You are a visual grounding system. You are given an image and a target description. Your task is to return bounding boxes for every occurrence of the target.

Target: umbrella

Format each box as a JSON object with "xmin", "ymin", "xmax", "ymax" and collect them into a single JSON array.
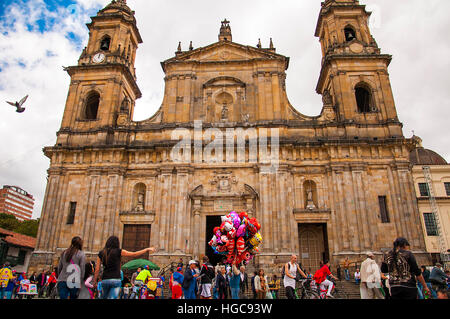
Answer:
[{"xmin": 121, "ymin": 259, "xmax": 160, "ymax": 271}]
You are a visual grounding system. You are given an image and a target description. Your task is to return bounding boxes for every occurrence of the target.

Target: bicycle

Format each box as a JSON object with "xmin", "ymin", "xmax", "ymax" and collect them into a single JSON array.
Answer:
[
  {"xmin": 295, "ymin": 279, "xmax": 319, "ymax": 299},
  {"xmin": 309, "ymin": 279, "xmax": 348, "ymax": 299}
]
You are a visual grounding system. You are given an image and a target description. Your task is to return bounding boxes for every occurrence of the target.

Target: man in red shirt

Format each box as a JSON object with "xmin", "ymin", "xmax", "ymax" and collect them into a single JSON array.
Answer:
[{"xmin": 313, "ymin": 260, "xmax": 338, "ymax": 298}]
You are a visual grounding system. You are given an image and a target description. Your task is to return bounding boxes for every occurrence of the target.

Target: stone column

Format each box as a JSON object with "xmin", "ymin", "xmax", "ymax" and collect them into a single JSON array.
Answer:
[
  {"xmin": 276, "ymin": 165, "xmax": 290, "ymax": 251},
  {"xmin": 330, "ymin": 165, "xmax": 348, "ymax": 252},
  {"xmin": 351, "ymin": 166, "xmax": 371, "ymax": 250},
  {"xmin": 325, "ymin": 167, "xmax": 339, "ymax": 255},
  {"xmin": 165, "ymin": 76, "xmax": 177, "ymax": 123},
  {"xmin": 258, "ymin": 172, "xmax": 272, "ymax": 252},
  {"xmin": 174, "ymin": 167, "xmax": 190, "ymax": 253},
  {"xmin": 49, "ymin": 172, "xmax": 70, "ymax": 252},
  {"xmin": 386, "ymin": 165, "xmax": 404, "ymax": 237},
  {"xmin": 271, "ymin": 73, "xmax": 282, "ymax": 119},
  {"xmin": 158, "ymin": 167, "xmax": 173, "ymax": 252},
  {"xmin": 256, "ymin": 73, "xmax": 266, "ymax": 121},
  {"xmin": 81, "ymin": 173, "xmax": 100, "ymax": 253},
  {"xmin": 35, "ymin": 171, "xmax": 61, "ymax": 251},
  {"xmin": 192, "ymin": 205, "xmax": 201, "ymax": 259}
]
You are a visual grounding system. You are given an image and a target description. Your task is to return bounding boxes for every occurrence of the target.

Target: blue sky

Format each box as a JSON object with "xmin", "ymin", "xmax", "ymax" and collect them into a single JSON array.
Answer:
[
  {"xmin": 0, "ymin": 0, "xmax": 449, "ymax": 219},
  {"xmin": 0, "ymin": 0, "xmax": 101, "ymax": 50}
]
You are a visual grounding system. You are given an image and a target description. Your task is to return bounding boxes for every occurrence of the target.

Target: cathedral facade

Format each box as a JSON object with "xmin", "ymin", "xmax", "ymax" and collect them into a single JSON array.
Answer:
[{"xmin": 30, "ymin": 0, "xmax": 429, "ymax": 272}]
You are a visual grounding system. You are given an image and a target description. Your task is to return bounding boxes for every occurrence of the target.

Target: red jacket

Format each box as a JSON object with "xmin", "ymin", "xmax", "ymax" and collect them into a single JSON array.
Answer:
[
  {"xmin": 47, "ymin": 272, "xmax": 57, "ymax": 284},
  {"xmin": 313, "ymin": 265, "xmax": 331, "ymax": 284}
]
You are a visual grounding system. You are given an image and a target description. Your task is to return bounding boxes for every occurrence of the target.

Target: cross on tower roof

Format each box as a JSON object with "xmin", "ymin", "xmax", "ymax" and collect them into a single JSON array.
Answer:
[{"xmin": 219, "ymin": 19, "xmax": 232, "ymax": 42}]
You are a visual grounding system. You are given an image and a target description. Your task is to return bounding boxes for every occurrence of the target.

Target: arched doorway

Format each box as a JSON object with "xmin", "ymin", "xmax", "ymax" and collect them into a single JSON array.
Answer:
[
  {"xmin": 298, "ymin": 224, "xmax": 329, "ymax": 273},
  {"xmin": 205, "ymin": 215, "xmax": 224, "ymax": 265}
]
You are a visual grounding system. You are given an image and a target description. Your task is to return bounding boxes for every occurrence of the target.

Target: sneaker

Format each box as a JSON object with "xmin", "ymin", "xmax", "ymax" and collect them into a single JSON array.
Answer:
[{"xmin": 326, "ymin": 293, "xmax": 333, "ymax": 298}]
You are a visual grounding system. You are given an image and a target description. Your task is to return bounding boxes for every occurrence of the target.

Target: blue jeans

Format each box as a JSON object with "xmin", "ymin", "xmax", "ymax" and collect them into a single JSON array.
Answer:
[
  {"xmin": 213, "ymin": 285, "xmax": 218, "ymax": 299},
  {"xmin": 57, "ymin": 281, "xmax": 79, "ymax": 299},
  {"xmin": 0, "ymin": 287, "xmax": 6, "ymax": 299},
  {"xmin": 183, "ymin": 288, "xmax": 196, "ymax": 299},
  {"xmin": 230, "ymin": 287, "xmax": 240, "ymax": 299},
  {"xmin": 101, "ymin": 279, "xmax": 122, "ymax": 299},
  {"xmin": 344, "ymin": 269, "xmax": 350, "ymax": 281}
]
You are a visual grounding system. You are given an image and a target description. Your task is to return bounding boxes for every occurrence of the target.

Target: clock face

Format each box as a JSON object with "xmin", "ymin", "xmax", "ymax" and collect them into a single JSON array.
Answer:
[{"xmin": 93, "ymin": 52, "xmax": 105, "ymax": 63}]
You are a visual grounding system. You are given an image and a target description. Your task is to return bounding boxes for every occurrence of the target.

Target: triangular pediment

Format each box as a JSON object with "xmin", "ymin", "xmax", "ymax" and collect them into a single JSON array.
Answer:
[{"xmin": 163, "ymin": 41, "xmax": 288, "ymax": 65}]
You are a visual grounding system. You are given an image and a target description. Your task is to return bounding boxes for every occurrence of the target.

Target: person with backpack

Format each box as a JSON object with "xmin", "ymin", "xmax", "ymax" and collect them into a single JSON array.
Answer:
[
  {"xmin": 283, "ymin": 254, "xmax": 307, "ymax": 299},
  {"xmin": 381, "ymin": 237, "xmax": 430, "ymax": 299},
  {"xmin": 198, "ymin": 256, "xmax": 214, "ymax": 299}
]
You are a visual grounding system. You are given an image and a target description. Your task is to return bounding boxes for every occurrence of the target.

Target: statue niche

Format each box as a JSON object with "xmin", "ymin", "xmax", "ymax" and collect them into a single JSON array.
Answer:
[
  {"xmin": 303, "ymin": 180, "xmax": 318, "ymax": 210},
  {"xmin": 132, "ymin": 183, "xmax": 146, "ymax": 212},
  {"xmin": 215, "ymin": 91, "xmax": 233, "ymax": 122},
  {"xmin": 203, "ymin": 76, "xmax": 246, "ymax": 123}
]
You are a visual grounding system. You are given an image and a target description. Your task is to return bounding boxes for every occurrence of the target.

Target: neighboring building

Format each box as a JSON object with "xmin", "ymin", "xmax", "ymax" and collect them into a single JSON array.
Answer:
[
  {"xmin": 31, "ymin": 0, "xmax": 429, "ymax": 272},
  {"xmin": 0, "ymin": 185, "xmax": 34, "ymax": 221},
  {"xmin": 0, "ymin": 227, "xmax": 36, "ymax": 273},
  {"xmin": 410, "ymin": 137, "xmax": 450, "ymax": 265}
]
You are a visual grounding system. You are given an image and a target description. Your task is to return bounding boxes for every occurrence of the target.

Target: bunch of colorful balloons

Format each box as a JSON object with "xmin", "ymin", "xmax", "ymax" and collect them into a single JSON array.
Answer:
[{"xmin": 208, "ymin": 211, "xmax": 262, "ymax": 265}]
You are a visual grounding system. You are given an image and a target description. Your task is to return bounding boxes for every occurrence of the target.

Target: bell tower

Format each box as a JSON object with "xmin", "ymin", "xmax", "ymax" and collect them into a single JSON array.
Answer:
[
  {"xmin": 57, "ymin": 0, "xmax": 142, "ymax": 146},
  {"xmin": 315, "ymin": 0, "xmax": 403, "ymax": 138}
]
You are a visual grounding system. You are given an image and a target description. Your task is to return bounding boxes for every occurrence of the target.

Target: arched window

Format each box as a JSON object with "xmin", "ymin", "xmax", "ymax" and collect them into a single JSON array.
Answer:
[
  {"xmin": 84, "ymin": 92, "xmax": 100, "ymax": 120},
  {"xmin": 100, "ymin": 36, "xmax": 111, "ymax": 51},
  {"xmin": 344, "ymin": 26, "xmax": 356, "ymax": 42},
  {"xmin": 355, "ymin": 84, "xmax": 373, "ymax": 113}
]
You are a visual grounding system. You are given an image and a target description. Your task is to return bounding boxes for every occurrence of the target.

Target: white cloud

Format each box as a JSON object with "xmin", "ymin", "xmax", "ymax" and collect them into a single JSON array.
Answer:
[{"xmin": 0, "ymin": 0, "xmax": 449, "ymax": 219}]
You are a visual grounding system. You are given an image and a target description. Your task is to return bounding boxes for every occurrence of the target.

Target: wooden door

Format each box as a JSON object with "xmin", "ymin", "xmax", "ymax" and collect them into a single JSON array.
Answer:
[
  {"xmin": 298, "ymin": 224, "xmax": 326, "ymax": 273},
  {"xmin": 122, "ymin": 224, "xmax": 151, "ymax": 263}
]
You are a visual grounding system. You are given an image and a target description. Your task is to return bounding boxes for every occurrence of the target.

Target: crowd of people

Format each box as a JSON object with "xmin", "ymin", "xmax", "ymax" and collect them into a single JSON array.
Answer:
[
  {"xmin": 0, "ymin": 236, "xmax": 449, "ymax": 300},
  {"xmin": 337, "ymin": 238, "xmax": 450, "ymax": 300}
]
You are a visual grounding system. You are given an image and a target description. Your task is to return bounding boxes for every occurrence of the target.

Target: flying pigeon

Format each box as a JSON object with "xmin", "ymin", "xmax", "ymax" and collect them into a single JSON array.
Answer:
[{"xmin": 6, "ymin": 95, "xmax": 28, "ymax": 113}]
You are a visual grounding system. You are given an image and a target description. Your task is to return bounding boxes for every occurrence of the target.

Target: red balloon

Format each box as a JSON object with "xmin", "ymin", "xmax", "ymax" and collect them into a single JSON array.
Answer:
[
  {"xmin": 239, "ymin": 212, "xmax": 248, "ymax": 220},
  {"xmin": 226, "ymin": 238, "xmax": 235, "ymax": 254},
  {"xmin": 236, "ymin": 237, "xmax": 245, "ymax": 255}
]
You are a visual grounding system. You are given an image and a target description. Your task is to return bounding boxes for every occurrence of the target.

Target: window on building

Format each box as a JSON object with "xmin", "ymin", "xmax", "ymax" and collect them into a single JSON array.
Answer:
[
  {"xmin": 444, "ymin": 182, "xmax": 450, "ymax": 196},
  {"xmin": 84, "ymin": 92, "xmax": 100, "ymax": 120},
  {"xmin": 378, "ymin": 196, "xmax": 390, "ymax": 223},
  {"xmin": 67, "ymin": 202, "xmax": 76, "ymax": 225},
  {"xmin": 418, "ymin": 183, "xmax": 430, "ymax": 197},
  {"xmin": 423, "ymin": 213, "xmax": 438, "ymax": 236},
  {"xmin": 100, "ymin": 35, "xmax": 111, "ymax": 51},
  {"xmin": 355, "ymin": 84, "xmax": 373, "ymax": 113},
  {"xmin": 17, "ymin": 250, "xmax": 27, "ymax": 265},
  {"xmin": 344, "ymin": 26, "xmax": 356, "ymax": 42}
]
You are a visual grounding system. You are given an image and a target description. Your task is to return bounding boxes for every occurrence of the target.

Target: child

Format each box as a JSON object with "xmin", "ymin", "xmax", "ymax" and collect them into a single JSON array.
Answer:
[
  {"xmin": 123, "ymin": 284, "xmax": 131, "ymax": 299},
  {"xmin": 85, "ymin": 264, "xmax": 94, "ymax": 299}
]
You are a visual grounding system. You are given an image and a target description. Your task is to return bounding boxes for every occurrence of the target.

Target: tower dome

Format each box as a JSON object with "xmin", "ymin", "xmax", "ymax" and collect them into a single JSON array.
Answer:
[{"xmin": 409, "ymin": 147, "xmax": 448, "ymax": 165}]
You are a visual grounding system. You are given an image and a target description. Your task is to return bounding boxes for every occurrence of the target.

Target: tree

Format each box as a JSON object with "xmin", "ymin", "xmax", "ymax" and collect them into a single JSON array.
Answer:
[
  {"xmin": 0, "ymin": 213, "xmax": 40, "ymax": 237},
  {"xmin": 15, "ymin": 219, "xmax": 40, "ymax": 237},
  {"xmin": 0, "ymin": 213, "xmax": 21, "ymax": 231}
]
